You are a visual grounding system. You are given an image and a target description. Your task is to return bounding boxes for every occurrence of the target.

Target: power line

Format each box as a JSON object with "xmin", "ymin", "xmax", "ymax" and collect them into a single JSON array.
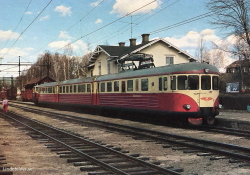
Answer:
[
  {"xmin": 1, "ymin": 0, "xmax": 53, "ymax": 58},
  {"xmin": 26, "ymin": 0, "xmax": 105, "ymax": 58},
  {"xmin": 54, "ymin": 0, "xmax": 159, "ymax": 52},
  {"xmin": 0, "ymin": 0, "xmax": 33, "ymax": 52},
  {"xmin": 88, "ymin": 0, "xmax": 178, "ymax": 47}
]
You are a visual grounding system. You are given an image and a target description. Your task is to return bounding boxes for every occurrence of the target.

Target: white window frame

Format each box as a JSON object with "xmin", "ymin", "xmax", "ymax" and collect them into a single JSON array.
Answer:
[{"xmin": 165, "ymin": 55, "xmax": 174, "ymax": 65}]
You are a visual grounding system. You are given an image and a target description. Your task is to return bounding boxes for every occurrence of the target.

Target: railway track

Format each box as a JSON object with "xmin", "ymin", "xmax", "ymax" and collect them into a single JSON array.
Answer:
[
  {"xmin": 1, "ymin": 111, "xmax": 182, "ymax": 175},
  {"xmin": 10, "ymin": 101, "xmax": 250, "ymax": 138},
  {"xmin": 8, "ymin": 103, "xmax": 250, "ymax": 165}
]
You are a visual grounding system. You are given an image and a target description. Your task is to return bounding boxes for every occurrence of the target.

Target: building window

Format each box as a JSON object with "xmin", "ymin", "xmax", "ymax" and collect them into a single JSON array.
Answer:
[
  {"xmin": 166, "ymin": 56, "xmax": 174, "ymax": 65},
  {"xmin": 107, "ymin": 61, "xmax": 111, "ymax": 74},
  {"xmin": 98, "ymin": 62, "xmax": 101, "ymax": 75}
]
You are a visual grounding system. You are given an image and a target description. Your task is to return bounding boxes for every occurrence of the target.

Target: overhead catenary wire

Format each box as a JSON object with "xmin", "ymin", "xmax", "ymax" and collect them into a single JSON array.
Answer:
[
  {"xmin": 92, "ymin": 7, "xmax": 228, "ymax": 48},
  {"xmin": 1, "ymin": 0, "xmax": 53, "ymax": 59},
  {"xmin": 27, "ymin": 0, "xmax": 105, "ymax": 57},
  {"xmin": 54, "ymin": 0, "xmax": 160, "ymax": 52},
  {"xmin": 89, "ymin": 0, "xmax": 179, "ymax": 47},
  {"xmin": 0, "ymin": 0, "xmax": 33, "ymax": 53}
]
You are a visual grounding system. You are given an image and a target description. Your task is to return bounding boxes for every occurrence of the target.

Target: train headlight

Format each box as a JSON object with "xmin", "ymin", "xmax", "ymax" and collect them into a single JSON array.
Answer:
[
  {"xmin": 219, "ymin": 104, "xmax": 223, "ymax": 109},
  {"xmin": 204, "ymin": 68, "xmax": 209, "ymax": 73},
  {"xmin": 183, "ymin": 104, "xmax": 191, "ymax": 110}
]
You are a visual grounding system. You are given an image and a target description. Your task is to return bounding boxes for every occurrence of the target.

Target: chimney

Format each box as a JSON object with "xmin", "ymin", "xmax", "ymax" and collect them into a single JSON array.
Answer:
[
  {"xmin": 118, "ymin": 42, "xmax": 125, "ymax": 47},
  {"xmin": 141, "ymin": 34, "xmax": 150, "ymax": 43},
  {"xmin": 129, "ymin": 38, "xmax": 136, "ymax": 46}
]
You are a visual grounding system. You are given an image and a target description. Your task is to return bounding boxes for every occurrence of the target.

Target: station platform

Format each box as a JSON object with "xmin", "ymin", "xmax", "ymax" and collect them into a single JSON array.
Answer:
[{"xmin": 216, "ymin": 110, "xmax": 250, "ymax": 130}]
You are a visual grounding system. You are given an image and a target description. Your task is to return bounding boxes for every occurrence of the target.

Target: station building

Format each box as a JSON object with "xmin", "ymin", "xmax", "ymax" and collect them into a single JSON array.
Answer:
[{"xmin": 86, "ymin": 34, "xmax": 197, "ymax": 77}]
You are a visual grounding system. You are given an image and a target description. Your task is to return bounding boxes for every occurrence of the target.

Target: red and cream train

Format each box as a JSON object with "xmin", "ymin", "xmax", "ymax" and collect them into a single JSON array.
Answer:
[{"xmin": 33, "ymin": 62, "xmax": 220, "ymax": 125}]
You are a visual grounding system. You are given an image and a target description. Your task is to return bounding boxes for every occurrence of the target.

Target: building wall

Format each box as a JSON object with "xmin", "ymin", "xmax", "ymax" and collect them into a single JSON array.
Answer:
[
  {"xmin": 90, "ymin": 52, "xmax": 119, "ymax": 76},
  {"xmin": 88, "ymin": 41, "xmax": 191, "ymax": 77},
  {"xmin": 140, "ymin": 41, "xmax": 190, "ymax": 67}
]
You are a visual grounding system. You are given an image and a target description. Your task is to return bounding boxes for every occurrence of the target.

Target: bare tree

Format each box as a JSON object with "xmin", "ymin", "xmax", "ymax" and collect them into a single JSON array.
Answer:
[
  {"xmin": 195, "ymin": 36, "xmax": 210, "ymax": 63},
  {"xmin": 209, "ymin": 43, "xmax": 231, "ymax": 72},
  {"xmin": 207, "ymin": 0, "xmax": 250, "ymax": 54},
  {"xmin": 232, "ymin": 36, "xmax": 250, "ymax": 60}
]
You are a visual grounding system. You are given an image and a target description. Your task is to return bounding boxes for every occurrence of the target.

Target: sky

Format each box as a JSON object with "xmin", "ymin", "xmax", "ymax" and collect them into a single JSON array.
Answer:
[{"xmin": 0, "ymin": 0, "xmax": 236, "ymax": 77}]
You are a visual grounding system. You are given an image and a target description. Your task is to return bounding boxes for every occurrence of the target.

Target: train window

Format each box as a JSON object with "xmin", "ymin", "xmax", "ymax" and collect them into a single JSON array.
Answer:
[
  {"xmin": 66, "ymin": 86, "xmax": 69, "ymax": 93},
  {"xmin": 188, "ymin": 75, "xmax": 199, "ymax": 90},
  {"xmin": 114, "ymin": 81, "xmax": 119, "ymax": 92},
  {"xmin": 178, "ymin": 76, "xmax": 188, "ymax": 90},
  {"xmin": 59, "ymin": 86, "xmax": 62, "ymax": 93},
  {"xmin": 100, "ymin": 83, "xmax": 105, "ymax": 92},
  {"xmin": 163, "ymin": 77, "xmax": 167, "ymax": 90},
  {"xmin": 87, "ymin": 84, "xmax": 91, "ymax": 92},
  {"xmin": 141, "ymin": 79, "xmax": 148, "ymax": 91},
  {"xmin": 107, "ymin": 82, "xmax": 112, "ymax": 92},
  {"xmin": 159, "ymin": 78, "xmax": 162, "ymax": 91},
  {"xmin": 127, "ymin": 80, "xmax": 133, "ymax": 91},
  {"xmin": 48, "ymin": 87, "xmax": 52, "ymax": 93},
  {"xmin": 135, "ymin": 79, "xmax": 139, "ymax": 91},
  {"xmin": 171, "ymin": 76, "xmax": 176, "ymax": 90},
  {"xmin": 63, "ymin": 86, "xmax": 65, "ymax": 93},
  {"xmin": 78, "ymin": 85, "xmax": 81, "ymax": 92},
  {"xmin": 70, "ymin": 86, "xmax": 73, "ymax": 93},
  {"xmin": 52, "ymin": 87, "xmax": 55, "ymax": 93},
  {"xmin": 78, "ymin": 84, "xmax": 85, "ymax": 92},
  {"xmin": 74, "ymin": 85, "xmax": 77, "ymax": 93},
  {"xmin": 201, "ymin": 76, "xmax": 211, "ymax": 90},
  {"xmin": 212, "ymin": 76, "xmax": 219, "ymax": 90},
  {"xmin": 122, "ymin": 81, "xmax": 126, "ymax": 92}
]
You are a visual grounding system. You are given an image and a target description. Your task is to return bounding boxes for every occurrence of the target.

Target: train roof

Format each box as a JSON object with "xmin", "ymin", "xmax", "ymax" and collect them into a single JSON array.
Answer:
[
  {"xmin": 36, "ymin": 63, "xmax": 219, "ymax": 87},
  {"xmin": 36, "ymin": 76, "xmax": 96, "ymax": 87},
  {"xmin": 96, "ymin": 62, "xmax": 219, "ymax": 81}
]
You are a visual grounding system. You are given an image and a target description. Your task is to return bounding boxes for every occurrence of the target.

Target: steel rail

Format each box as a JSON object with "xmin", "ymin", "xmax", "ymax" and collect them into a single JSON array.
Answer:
[
  {"xmin": 2, "ymin": 111, "xmax": 181, "ymax": 175},
  {"xmin": 9, "ymin": 103, "xmax": 250, "ymax": 162}
]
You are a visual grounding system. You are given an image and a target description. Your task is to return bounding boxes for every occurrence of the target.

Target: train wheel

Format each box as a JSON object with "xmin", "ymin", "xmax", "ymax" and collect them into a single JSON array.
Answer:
[{"xmin": 204, "ymin": 115, "xmax": 215, "ymax": 125}]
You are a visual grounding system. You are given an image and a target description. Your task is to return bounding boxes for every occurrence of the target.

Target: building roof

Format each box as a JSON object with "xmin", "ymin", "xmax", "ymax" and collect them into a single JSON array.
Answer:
[
  {"xmin": 88, "ymin": 38, "xmax": 196, "ymax": 65},
  {"xmin": 24, "ymin": 76, "xmax": 55, "ymax": 88},
  {"xmin": 226, "ymin": 59, "xmax": 250, "ymax": 69}
]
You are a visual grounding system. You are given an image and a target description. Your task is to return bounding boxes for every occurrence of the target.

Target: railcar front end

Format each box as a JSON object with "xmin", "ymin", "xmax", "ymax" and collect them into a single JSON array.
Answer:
[{"xmin": 165, "ymin": 72, "xmax": 219, "ymax": 125}]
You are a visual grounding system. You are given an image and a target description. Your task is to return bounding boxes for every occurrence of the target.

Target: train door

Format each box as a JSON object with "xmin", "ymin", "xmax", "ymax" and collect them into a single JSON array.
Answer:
[
  {"xmin": 187, "ymin": 75, "xmax": 200, "ymax": 106},
  {"xmin": 199, "ymin": 75, "xmax": 213, "ymax": 107}
]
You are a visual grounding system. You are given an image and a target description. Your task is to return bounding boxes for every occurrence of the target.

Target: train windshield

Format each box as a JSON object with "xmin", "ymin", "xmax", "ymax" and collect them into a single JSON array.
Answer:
[
  {"xmin": 201, "ymin": 75, "xmax": 211, "ymax": 90},
  {"xmin": 175, "ymin": 75, "xmax": 218, "ymax": 90},
  {"xmin": 177, "ymin": 75, "xmax": 199, "ymax": 90}
]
